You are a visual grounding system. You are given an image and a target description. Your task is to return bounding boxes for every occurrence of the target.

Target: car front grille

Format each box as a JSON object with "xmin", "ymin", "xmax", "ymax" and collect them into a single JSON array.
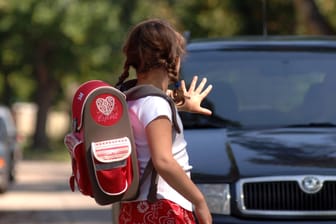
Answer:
[{"xmin": 236, "ymin": 176, "xmax": 336, "ymax": 217}]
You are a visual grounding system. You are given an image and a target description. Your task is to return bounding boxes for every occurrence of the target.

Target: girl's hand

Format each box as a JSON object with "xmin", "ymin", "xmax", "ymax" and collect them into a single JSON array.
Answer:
[
  {"xmin": 178, "ymin": 76, "xmax": 213, "ymax": 116},
  {"xmin": 194, "ymin": 199, "xmax": 213, "ymax": 224}
]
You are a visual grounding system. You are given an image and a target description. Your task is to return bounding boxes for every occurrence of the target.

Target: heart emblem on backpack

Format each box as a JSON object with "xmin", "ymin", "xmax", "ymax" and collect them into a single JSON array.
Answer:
[{"xmin": 96, "ymin": 96, "xmax": 115, "ymax": 116}]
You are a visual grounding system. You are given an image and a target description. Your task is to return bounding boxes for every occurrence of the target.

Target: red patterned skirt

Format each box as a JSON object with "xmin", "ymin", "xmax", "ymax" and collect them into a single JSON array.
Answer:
[{"xmin": 119, "ymin": 199, "xmax": 195, "ymax": 224}]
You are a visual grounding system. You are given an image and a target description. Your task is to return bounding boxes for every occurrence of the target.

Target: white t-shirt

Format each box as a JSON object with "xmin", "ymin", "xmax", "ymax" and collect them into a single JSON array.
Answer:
[{"xmin": 127, "ymin": 96, "xmax": 193, "ymax": 211}]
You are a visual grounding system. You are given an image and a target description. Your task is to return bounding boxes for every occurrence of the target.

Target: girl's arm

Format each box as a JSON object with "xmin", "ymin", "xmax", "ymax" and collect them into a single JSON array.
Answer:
[{"xmin": 146, "ymin": 116, "xmax": 212, "ymax": 224}]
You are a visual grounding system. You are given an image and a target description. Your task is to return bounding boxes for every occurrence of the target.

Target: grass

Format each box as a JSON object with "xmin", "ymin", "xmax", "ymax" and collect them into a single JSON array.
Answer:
[{"xmin": 22, "ymin": 140, "xmax": 70, "ymax": 162}]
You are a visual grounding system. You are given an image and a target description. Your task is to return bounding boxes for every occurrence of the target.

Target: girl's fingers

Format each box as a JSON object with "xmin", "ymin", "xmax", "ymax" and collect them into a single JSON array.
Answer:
[
  {"xmin": 188, "ymin": 76, "xmax": 198, "ymax": 93},
  {"xmin": 180, "ymin": 80, "xmax": 187, "ymax": 93},
  {"xmin": 195, "ymin": 77, "xmax": 207, "ymax": 93},
  {"xmin": 166, "ymin": 89, "xmax": 173, "ymax": 97},
  {"xmin": 200, "ymin": 107, "xmax": 212, "ymax": 116},
  {"xmin": 200, "ymin": 84, "xmax": 213, "ymax": 98}
]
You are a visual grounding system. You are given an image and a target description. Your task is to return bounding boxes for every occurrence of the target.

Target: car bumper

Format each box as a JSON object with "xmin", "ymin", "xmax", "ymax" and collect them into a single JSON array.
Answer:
[{"xmin": 213, "ymin": 215, "xmax": 336, "ymax": 224}]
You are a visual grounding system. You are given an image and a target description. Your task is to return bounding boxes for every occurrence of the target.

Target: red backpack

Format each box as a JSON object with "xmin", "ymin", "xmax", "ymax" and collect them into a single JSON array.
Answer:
[{"xmin": 64, "ymin": 80, "xmax": 180, "ymax": 205}]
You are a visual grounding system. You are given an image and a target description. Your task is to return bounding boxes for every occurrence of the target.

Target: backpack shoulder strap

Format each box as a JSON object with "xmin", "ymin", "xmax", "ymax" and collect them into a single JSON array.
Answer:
[
  {"xmin": 125, "ymin": 84, "xmax": 181, "ymax": 133},
  {"xmin": 140, "ymin": 159, "xmax": 157, "ymax": 202},
  {"xmin": 124, "ymin": 84, "xmax": 182, "ymax": 203}
]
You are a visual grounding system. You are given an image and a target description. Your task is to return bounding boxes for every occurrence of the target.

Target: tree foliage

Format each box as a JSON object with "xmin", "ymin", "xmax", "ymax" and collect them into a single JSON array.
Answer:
[
  {"xmin": 0, "ymin": 0, "xmax": 127, "ymax": 149},
  {"xmin": 0, "ymin": 0, "xmax": 335, "ymax": 150}
]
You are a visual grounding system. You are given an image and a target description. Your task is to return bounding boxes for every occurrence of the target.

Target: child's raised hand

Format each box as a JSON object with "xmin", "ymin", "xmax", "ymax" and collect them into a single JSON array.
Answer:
[{"xmin": 178, "ymin": 76, "xmax": 213, "ymax": 116}]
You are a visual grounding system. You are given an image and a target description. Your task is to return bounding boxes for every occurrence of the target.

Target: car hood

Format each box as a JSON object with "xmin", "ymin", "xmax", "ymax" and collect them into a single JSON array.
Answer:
[{"xmin": 185, "ymin": 128, "xmax": 336, "ymax": 182}]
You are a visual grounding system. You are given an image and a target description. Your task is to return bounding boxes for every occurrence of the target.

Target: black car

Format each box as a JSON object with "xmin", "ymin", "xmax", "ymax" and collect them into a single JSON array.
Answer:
[{"xmin": 180, "ymin": 37, "xmax": 336, "ymax": 223}]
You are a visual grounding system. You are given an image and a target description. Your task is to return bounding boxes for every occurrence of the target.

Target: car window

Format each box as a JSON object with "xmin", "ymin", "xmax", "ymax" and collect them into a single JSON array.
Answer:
[{"xmin": 181, "ymin": 50, "xmax": 336, "ymax": 128}]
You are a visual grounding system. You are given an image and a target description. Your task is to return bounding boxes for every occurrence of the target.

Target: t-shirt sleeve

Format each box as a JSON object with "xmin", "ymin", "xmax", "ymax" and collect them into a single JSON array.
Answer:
[{"xmin": 139, "ymin": 96, "xmax": 172, "ymax": 128}]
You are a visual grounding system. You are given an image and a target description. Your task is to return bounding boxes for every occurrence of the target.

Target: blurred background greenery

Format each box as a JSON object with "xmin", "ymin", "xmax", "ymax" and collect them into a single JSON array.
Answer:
[{"xmin": 0, "ymin": 0, "xmax": 335, "ymax": 159}]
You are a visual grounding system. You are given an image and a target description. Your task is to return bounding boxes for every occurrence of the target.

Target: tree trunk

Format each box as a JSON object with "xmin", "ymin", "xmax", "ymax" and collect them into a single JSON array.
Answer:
[
  {"xmin": 294, "ymin": 0, "xmax": 335, "ymax": 35},
  {"xmin": 32, "ymin": 80, "xmax": 57, "ymax": 150},
  {"xmin": 119, "ymin": 0, "xmax": 138, "ymax": 29},
  {"xmin": 2, "ymin": 71, "xmax": 12, "ymax": 106},
  {"xmin": 32, "ymin": 41, "xmax": 57, "ymax": 150}
]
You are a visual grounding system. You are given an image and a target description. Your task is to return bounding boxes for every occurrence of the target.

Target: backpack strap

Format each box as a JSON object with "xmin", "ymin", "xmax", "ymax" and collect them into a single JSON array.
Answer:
[
  {"xmin": 125, "ymin": 84, "xmax": 181, "ymax": 133},
  {"xmin": 139, "ymin": 160, "xmax": 157, "ymax": 202},
  {"xmin": 123, "ymin": 82, "xmax": 181, "ymax": 202}
]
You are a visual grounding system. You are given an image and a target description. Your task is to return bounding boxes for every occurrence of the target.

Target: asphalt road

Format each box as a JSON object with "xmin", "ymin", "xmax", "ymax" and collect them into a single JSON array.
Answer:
[{"xmin": 0, "ymin": 160, "xmax": 113, "ymax": 224}]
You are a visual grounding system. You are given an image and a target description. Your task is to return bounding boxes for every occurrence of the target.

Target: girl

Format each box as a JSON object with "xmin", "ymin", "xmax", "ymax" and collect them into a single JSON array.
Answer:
[{"xmin": 116, "ymin": 18, "xmax": 213, "ymax": 224}]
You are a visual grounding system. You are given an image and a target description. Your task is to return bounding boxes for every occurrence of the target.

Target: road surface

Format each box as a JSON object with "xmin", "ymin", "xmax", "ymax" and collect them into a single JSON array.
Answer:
[{"xmin": 0, "ymin": 160, "xmax": 113, "ymax": 224}]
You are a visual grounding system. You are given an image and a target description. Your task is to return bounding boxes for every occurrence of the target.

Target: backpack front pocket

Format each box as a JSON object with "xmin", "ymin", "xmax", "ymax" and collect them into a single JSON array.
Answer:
[{"xmin": 91, "ymin": 137, "xmax": 133, "ymax": 195}]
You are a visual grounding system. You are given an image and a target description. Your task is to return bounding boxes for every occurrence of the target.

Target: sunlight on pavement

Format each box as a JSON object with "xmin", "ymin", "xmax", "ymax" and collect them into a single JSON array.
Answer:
[{"xmin": 0, "ymin": 160, "xmax": 113, "ymax": 224}]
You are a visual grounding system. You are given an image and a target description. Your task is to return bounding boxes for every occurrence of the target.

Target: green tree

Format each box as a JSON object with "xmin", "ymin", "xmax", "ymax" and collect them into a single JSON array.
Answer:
[
  {"xmin": 294, "ymin": 0, "xmax": 335, "ymax": 35},
  {"xmin": 1, "ymin": 0, "xmax": 336, "ymax": 152},
  {"xmin": 173, "ymin": 0, "xmax": 296, "ymax": 37},
  {"xmin": 0, "ymin": 0, "xmax": 126, "ymax": 150}
]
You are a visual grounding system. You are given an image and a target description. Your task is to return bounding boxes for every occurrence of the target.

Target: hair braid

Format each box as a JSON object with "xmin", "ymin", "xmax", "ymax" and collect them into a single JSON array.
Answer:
[
  {"xmin": 172, "ymin": 83, "xmax": 185, "ymax": 105},
  {"xmin": 115, "ymin": 64, "xmax": 130, "ymax": 87}
]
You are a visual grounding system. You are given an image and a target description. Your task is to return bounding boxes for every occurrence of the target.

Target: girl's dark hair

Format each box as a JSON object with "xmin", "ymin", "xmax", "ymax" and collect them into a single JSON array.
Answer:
[{"xmin": 116, "ymin": 19, "xmax": 186, "ymax": 104}]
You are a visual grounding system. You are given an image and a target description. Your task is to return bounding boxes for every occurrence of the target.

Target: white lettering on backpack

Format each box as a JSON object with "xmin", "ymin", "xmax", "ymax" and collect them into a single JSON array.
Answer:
[
  {"xmin": 96, "ymin": 96, "xmax": 115, "ymax": 116},
  {"xmin": 77, "ymin": 92, "xmax": 84, "ymax": 101},
  {"xmin": 91, "ymin": 137, "xmax": 131, "ymax": 163}
]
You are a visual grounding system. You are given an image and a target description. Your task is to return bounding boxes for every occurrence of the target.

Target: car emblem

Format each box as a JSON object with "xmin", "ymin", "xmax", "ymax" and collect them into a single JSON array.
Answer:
[{"xmin": 300, "ymin": 176, "xmax": 323, "ymax": 194}]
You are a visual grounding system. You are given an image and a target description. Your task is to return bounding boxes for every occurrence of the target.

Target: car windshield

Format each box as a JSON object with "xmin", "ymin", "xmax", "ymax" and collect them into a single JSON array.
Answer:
[{"xmin": 180, "ymin": 49, "xmax": 336, "ymax": 129}]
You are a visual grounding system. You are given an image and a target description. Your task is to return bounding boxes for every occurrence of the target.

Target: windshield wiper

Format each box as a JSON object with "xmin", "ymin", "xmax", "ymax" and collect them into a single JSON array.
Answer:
[{"xmin": 286, "ymin": 122, "xmax": 336, "ymax": 128}]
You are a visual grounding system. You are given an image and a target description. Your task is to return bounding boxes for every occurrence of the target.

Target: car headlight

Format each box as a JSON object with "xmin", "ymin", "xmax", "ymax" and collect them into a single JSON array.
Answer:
[{"xmin": 197, "ymin": 184, "xmax": 231, "ymax": 215}]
